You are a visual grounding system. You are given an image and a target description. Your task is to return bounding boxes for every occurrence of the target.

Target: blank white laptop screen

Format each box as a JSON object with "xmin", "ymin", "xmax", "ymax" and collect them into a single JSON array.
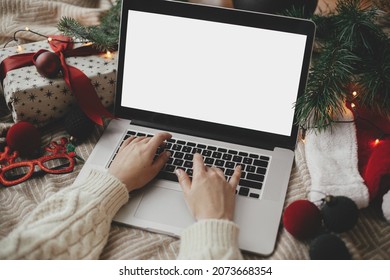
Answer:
[{"xmin": 121, "ymin": 10, "xmax": 307, "ymax": 137}]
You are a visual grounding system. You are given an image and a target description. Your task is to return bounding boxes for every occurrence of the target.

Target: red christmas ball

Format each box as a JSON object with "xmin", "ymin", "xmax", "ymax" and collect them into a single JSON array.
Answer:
[
  {"xmin": 35, "ymin": 51, "xmax": 61, "ymax": 78},
  {"xmin": 6, "ymin": 121, "xmax": 41, "ymax": 157},
  {"xmin": 283, "ymin": 199, "xmax": 322, "ymax": 239}
]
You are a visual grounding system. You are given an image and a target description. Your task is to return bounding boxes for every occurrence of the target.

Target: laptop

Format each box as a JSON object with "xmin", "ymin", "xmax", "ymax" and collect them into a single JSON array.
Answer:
[{"xmin": 74, "ymin": 0, "xmax": 315, "ymax": 256}]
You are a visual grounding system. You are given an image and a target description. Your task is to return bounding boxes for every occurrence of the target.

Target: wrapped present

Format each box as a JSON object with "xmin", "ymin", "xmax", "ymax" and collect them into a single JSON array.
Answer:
[{"xmin": 0, "ymin": 37, "xmax": 116, "ymax": 126}]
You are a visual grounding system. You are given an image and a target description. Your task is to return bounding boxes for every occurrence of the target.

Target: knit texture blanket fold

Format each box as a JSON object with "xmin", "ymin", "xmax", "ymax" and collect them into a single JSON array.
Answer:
[
  {"xmin": 0, "ymin": 0, "xmax": 114, "ymax": 46},
  {"xmin": 0, "ymin": 0, "xmax": 389, "ymax": 260}
]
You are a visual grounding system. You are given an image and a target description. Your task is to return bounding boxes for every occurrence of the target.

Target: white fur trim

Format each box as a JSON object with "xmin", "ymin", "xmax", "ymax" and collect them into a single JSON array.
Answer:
[
  {"xmin": 305, "ymin": 106, "xmax": 369, "ymax": 208},
  {"xmin": 382, "ymin": 190, "xmax": 390, "ymax": 223}
]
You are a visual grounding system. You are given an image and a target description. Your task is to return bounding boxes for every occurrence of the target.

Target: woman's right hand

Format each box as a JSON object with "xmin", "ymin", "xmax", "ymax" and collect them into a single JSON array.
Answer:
[{"xmin": 175, "ymin": 153, "xmax": 241, "ymax": 221}]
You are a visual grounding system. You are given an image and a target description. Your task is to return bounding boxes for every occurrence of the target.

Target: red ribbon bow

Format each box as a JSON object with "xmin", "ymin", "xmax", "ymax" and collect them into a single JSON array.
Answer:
[{"xmin": 0, "ymin": 36, "xmax": 114, "ymax": 125}]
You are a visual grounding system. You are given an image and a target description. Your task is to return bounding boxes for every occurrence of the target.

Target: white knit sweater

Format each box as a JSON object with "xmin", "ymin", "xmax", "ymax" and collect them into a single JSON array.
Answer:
[{"xmin": 0, "ymin": 170, "xmax": 242, "ymax": 260}]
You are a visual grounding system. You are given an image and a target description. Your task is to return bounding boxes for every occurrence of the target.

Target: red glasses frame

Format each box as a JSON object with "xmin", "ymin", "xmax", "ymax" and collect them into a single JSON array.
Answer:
[{"xmin": 0, "ymin": 152, "xmax": 76, "ymax": 187}]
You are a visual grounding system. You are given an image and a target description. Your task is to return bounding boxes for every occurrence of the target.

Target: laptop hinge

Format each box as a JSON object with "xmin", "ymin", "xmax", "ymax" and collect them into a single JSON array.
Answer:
[{"xmin": 130, "ymin": 119, "xmax": 281, "ymax": 151}]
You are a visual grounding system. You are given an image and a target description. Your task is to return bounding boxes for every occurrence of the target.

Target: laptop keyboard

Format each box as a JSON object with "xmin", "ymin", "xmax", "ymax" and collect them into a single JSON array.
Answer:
[{"xmin": 109, "ymin": 130, "xmax": 271, "ymax": 199}]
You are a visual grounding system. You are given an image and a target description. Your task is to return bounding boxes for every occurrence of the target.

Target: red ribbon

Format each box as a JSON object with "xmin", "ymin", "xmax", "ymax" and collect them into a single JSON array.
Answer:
[{"xmin": 0, "ymin": 35, "xmax": 114, "ymax": 125}]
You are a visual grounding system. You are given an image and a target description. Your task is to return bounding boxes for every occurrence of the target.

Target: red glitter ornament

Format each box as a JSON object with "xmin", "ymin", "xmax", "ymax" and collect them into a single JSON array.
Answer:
[
  {"xmin": 283, "ymin": 199, "xmax": 322, "ymax": 239},
  {"xmin": 6, "ymin": 122, "xmax": 41, "ymax": 157},
  {"xmin": 34, "ymin": 51, "xmax": 61, "ymax": 78}
]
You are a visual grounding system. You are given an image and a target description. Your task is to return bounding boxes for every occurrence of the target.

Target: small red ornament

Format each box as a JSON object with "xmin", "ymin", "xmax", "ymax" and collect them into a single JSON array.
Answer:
[
  {"xmin": 283, "ymin": 199, "xmax": 322, "ymax": 239},
  {"xmin": 34, "ymin": 51, "xmax": 61, "ymax": 78},
  {"xmin": 6, "ymin": 121, "xmax": 41, "ymax": 157}
]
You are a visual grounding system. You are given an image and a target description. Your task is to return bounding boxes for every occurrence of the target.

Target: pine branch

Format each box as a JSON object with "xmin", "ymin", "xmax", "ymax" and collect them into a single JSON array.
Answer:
[
  {"xmin": 294, "ymin": 0, "xmax": 390, "ymax": 131},
  {"xmin": 295, "ymin": 43, "xmax": 360, "ymax": 130},
  {"xmin": 57, "ymin": 0, "xmax": 121, "ymax": 51}
]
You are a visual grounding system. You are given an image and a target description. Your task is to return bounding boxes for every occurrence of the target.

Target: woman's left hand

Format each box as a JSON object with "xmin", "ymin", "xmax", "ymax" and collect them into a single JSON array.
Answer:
[{"xmin": 108, "ymin": 132, "xmax": 172, "ymax": 192}]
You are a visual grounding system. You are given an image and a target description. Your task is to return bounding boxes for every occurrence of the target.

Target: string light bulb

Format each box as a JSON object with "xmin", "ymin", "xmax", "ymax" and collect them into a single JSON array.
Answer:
[
  {"xmin": 374, "ymin": 139, "xmax": 380, "ymax": 146},
  {"xmin": 351, "ymin": 103, "xmax": 356, "ymax": 109},
  {"xmin": 47, "ymin": 37, "xmax": 53, "ymax": 42},
  {"xmin": 16, "ymin": 45, "xmax": 23, "ymax": 53},
  {"xmin": 25, "ymin": 27, "xmax": 30, "ymax": 31},
  {"xmin": 105, "ymin": 50, "xmax": 112, "ymax": 59},
  {"xmin": 352, "ymin": 91, "xmax": 357, "ymax": 97}
]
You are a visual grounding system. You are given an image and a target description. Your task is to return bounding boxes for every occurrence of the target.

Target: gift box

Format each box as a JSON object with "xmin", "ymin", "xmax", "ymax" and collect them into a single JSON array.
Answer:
[{"xmin": 0, "ymin": 39, "xmax": 117, "ymax": 126}]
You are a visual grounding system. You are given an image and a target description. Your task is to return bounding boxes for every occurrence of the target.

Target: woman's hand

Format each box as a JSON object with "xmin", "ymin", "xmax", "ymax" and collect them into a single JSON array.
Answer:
[
  {"xmin": 108, "ymin": 132, "xmax": 172, "ymax": 192},
  {"xmin": 176, "ymin": 153, "xmax": 241, "ymax": 221}
]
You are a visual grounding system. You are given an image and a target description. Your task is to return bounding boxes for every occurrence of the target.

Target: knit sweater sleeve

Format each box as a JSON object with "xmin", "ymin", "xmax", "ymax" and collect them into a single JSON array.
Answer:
[
  {"xmin": 0, "ymin": 170, "xmax": 129, "ymax": 259},
  {"xmin": 178, "ymin": 219, "xmax": 243, "ymax": 259}
]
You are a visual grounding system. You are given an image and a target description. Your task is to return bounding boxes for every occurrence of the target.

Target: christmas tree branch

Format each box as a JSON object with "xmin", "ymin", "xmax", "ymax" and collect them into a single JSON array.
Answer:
[
  {"xmin": 295, "ymin": 43, "xmax": 360, "ymax": 129},
  {"xmin": 57, "ymin": 0, "xmax": 121, "ymax": 51},
  {"xmin": 295, "ymin": 0, "xmax": 390, "ymax": 130}
]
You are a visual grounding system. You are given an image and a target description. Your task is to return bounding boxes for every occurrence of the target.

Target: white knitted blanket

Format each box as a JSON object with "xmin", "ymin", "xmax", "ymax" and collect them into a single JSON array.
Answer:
[
  {"xmin": 0, "ymin": 0, "xmax": 115, "ymax": 46},
  {"xmin": 0, "ymin": 0, "xmax": 389, "ymax": 260}
]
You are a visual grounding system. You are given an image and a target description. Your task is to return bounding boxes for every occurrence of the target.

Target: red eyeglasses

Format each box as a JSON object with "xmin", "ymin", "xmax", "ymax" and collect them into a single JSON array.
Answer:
[
  {"xmin": 0, "ymin": 152, "xmax": 76, "ymax": 187},
  {"xmin": 0, "ymin": 137, "xmax": 78, "ymax": 187}
]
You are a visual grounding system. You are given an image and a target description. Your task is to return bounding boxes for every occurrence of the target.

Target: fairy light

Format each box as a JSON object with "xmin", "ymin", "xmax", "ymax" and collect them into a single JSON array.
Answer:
[
  {"xmin": 16, "ymin": 44, "xmax": 24, "ymax": 52},
  {"xmin": 47, "ymin": 37, "xmax": 53, "ymax": 42},
  {"xmin": 105, "ymin": 50, "xmax": 112, "ymax": 59},
  {"xmin": 25, "ymin": 27, "xmax": 30, "ymax": 31},
  {"xmin": 348, "ymin": 90, "xmax": 385, "ymax": 149}
]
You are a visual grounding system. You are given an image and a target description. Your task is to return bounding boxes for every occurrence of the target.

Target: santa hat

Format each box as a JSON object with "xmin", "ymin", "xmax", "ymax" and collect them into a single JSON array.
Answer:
[{"xmin": 305, "ymin": 103, "xmax": 390, "ymax": 222}]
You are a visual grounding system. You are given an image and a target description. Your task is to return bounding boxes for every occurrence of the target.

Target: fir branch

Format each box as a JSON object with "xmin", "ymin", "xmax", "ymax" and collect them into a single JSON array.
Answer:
[
  {"xmin": 333, "ymin": 0, "xmax": 385, "ymax": 53},
  {"xmin": 57, "ymin": 17, "xmax": 91, "ymax": 42},
  {"xmin": 57, "ymin": 0, "xmax": 121, "ymax": 51},
  {"xmin": 295, "ymin": 43, "xmax": 360, "ymax": 130},
  {"xmin": 294, "ymin": 0, "xmax": 390, "ymax": 131}
]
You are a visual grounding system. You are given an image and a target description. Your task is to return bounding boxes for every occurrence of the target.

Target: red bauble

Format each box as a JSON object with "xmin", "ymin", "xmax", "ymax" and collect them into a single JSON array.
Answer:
[
  {"xmin": 34, "ymin": 51, "xmax": 61, "ymax": 78},
  {"xmin": 283, "ymin": 199, "xmax": 322, "ymax": 239},
  {"xmin": 6, "ymin": 122, "xmax": 41, "ymax": 157}
]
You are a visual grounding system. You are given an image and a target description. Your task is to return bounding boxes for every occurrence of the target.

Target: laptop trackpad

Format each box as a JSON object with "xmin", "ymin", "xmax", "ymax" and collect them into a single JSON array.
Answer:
[{"xmin": 134, "ymin": 186, "xmax": 193, "ymax": 228}]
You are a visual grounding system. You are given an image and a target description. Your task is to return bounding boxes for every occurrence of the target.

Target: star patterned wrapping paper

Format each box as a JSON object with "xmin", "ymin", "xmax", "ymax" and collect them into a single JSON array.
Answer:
[{"xmin": 0, "ymin": 40, "xmax": 117, "ymax": 126}]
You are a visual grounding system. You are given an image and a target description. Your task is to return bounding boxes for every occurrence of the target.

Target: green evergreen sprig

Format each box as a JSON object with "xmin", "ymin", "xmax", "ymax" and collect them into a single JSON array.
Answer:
[
  {"xmin": 294, "ymin": 0, "xmax": 390, "ymax": 131},
  {"xmin": 295, "ymin": 43, "xmax": 360, "ymax": 129},
  {"xmin": 57, "ymin": 0, "xmax": 121, "ymax": 51}
]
